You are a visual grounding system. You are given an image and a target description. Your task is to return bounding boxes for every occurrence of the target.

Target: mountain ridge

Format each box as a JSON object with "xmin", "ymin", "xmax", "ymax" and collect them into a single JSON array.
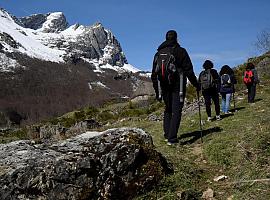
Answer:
[
  {"xmin": 0, "ymin": 8, "xmax": 136, "ymax": 70},
  {"xmin": 0, "ymin": 8, "xmax": 153, "ymax": 124}
]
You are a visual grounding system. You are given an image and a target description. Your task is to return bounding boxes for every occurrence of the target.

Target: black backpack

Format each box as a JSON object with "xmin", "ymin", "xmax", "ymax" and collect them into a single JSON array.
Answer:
[
  {"xmin": 199, "ymin": 69, "xmax": 215, "ymax": 90},
  {"xmin": 155, "ymin": 47, "xmax": 177, "ymax": 85},
  {"xmin": 221, "ymin": 74, "xmax": 232, "ymax": 88}
]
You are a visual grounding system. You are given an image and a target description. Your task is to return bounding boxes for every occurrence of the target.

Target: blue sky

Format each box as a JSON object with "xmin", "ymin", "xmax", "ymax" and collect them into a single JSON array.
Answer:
[{"xmin": 1, "ymin": 0, "xmax": 270, "ymax": 74}]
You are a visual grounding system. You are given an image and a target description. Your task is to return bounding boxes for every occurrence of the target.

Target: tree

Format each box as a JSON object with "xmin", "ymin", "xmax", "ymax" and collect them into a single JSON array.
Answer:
[{"xmin": 255, "ymin": 29, "xmax": 270, "ymax": 53}]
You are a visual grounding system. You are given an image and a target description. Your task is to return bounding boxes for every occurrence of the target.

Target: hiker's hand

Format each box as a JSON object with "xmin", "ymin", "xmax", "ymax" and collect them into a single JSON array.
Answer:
[{"xmin": 156, "ymin": 94, "xmax": 162, "ymax": 102}]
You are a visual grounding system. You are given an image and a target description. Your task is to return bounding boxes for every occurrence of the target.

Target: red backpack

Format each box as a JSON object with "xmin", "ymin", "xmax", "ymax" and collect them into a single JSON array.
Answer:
[{"xmin": 243, "ymin": 70, "xmax": 253, "ymax": 85}]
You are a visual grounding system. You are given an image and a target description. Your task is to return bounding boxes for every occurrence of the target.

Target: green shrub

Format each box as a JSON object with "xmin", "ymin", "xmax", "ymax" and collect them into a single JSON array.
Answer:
[
  {"xmin": 0, "ymin": 128, "xmax": 28, "ymax": 144},
  {"xmin": 186, "ymin": 84, "xmax": 197, "ymax": 102},
  {"xmin": 84, "ymin": 106, "xmax": 99, "ymax": 118},
  {"xmin": 97, "ymin": 110, "xmax": 115, "ymax": 122},
  {"xmin": 73, "ymin": 111, "xmax": 85, "ymax": 121},
  {"xmin": 120, "ymin": 108, "xmax": 147, "ymax": 118}
]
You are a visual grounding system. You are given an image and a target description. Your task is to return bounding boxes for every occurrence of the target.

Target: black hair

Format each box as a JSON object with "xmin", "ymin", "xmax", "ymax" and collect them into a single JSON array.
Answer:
[
  {"xmin": 166, "ymin": 30, "xmax": 177, "ymax": 41},
  {"xmin": 220, "ymin": 65, "xmax": 234, "ymax": 75},
  {"xmin": 203, "ymin": 60, "xmax": 214, "ymax": 69},
  {"xmin": 246, "ymin": 62, "xmax": 255, "ymax": 70}
]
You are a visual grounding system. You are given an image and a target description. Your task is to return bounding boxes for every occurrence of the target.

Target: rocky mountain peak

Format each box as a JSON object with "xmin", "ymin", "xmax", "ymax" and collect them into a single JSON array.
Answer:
[
  {"xmin": 19, "ymin": 12, "xmax": 68, "ymax": 33},
  {"xmin": 0, "ymin": 8, "xmax": 23, "ymax": 26}
]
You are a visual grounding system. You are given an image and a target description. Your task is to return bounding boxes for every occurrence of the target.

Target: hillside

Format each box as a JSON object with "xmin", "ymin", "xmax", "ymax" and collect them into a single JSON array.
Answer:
[
  {"xmin": 1, "ymin": 52, "xmax": 270, "ymax": 199},
  {"xmin": 132, "ymin": 82, "xmax": 270, "ymax": 199}
]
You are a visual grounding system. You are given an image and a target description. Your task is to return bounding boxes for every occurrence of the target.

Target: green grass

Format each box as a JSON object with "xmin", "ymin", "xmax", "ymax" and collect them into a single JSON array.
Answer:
[
  {"xmin": 105, "ymin": 80, "xmax": 270, "ymax": 199},
  {"xmin": 0, "ymin": 128, "xmax": 28, "ymax": 143},
  {"xmin": 1, "ymin": 59, "xmax": 270, "ymax": 199},
  {"xmin": 1, "ymin": 80, "xmax": 269, "ymax": 199}
]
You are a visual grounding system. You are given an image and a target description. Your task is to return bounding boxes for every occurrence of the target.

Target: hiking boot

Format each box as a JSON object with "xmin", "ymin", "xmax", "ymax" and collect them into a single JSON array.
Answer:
[
  {"xmin": 167, "ymin": 141, "xmax": 178, "ymax": 146},
  {"xmin": 207, "ymin": 117, "xmax": 212, "ymax": 122},
  {"xmin": 216, "ymin": 115, "xmax": 221, "ymax": 121},
  {"xmin": 167, "ymin": 138, "xmax": 179, "ymax": 146}
]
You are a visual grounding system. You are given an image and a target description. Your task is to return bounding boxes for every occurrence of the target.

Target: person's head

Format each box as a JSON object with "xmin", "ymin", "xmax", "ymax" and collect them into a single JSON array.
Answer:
[
  {"xmin": 246, "ymin": 62, "xmax": 255, "ymax": 70},
  {"xmin": 166, "ymin": 30, "xmax": 177, "ymax": 42},
  {"xmin": 220, "ymin": 65, "xmax": 233, "ymax": 75},
  {"xmin": 203, "ymin": 60, "xmax": 214, "ymax": 69}
]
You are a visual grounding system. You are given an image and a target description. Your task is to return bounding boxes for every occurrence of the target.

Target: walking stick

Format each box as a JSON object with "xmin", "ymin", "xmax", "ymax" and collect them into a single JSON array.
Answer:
[
  {"xmin": 233, "ymin": 85, "xmax": 237, "ymax": 112},
  {"xmin": 197, "ymin": 90, "xmax": 203, "ymax": 143}
]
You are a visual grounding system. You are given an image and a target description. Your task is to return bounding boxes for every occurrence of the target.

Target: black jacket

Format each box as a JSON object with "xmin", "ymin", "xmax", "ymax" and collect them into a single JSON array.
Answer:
[{"xmin": 151, "ymin": 40, "xmax": 198, "ymax": 95}]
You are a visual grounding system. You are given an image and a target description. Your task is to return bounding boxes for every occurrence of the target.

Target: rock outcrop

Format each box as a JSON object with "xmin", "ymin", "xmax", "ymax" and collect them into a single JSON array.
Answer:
[
  {"xmin": 256, "ymin": 52, "xmax": 270, "ymax": 78},
  {"xmin": 19, "ymin": 13, "xmax": 49, "ymax": 30},
  {"xmin": 19, "ymin": 12, "xmax": 68, "ymax": 33},
  {"xmin": 0, "ymin": 128, "xmax": 173, "ymax": 199}
]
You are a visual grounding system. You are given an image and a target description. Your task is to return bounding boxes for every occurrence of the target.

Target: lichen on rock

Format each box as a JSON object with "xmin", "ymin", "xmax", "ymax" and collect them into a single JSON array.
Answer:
[{"xmin": 0, "ymin": 127, "xmax": 173, "ymax": 199}]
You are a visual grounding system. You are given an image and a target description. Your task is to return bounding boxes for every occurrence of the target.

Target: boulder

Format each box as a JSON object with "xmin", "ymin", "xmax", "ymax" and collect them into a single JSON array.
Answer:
[{"xmin": 0, "ymin": 128, "xmax": 173, "ymax": 199}]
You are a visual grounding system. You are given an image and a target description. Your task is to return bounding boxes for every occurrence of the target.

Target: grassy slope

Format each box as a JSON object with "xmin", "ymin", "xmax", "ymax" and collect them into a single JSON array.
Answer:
[
  {"xmin": 1, "ymin": 81, "xmax": 269, "ymax": 199},
  {"xmin": 1, "ymin": 55, "xmax": 270, "ymax": 199},
  {"xmin": 107, "ymin": 80, "xmax": 270, "ymax": 200}
]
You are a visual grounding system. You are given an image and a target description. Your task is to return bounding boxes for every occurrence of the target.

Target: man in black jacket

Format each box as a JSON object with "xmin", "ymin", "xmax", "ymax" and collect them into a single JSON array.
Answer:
[{"xmin": 151, "ymin": 30, "xmax": 199, "ymax": 145}]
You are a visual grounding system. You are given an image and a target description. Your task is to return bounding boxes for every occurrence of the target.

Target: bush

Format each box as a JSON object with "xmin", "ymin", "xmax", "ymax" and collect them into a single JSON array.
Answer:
[
  {"xmin": 120, "ymin": 108, "xmax": 147, "ymax": 118},
  {"xmin": 97, "ymin": 110, "xmax": 115, "ymax": 122},
  {"xmin": 0, "ymin": 128, "xmax": 28, "ymax": 144},
  {"xmin": 84, "ymin": 106, "xmax": 99, "ymax": 118},
  {"xmin": 186, "ymin": 84, "xmax": 197, "ymax": 102}
]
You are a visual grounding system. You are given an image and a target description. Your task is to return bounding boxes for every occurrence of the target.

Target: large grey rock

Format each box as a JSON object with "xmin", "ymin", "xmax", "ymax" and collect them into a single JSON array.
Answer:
[{"xmin": 0, "ymin": 128, "xmax": 172, "ymax": 200}]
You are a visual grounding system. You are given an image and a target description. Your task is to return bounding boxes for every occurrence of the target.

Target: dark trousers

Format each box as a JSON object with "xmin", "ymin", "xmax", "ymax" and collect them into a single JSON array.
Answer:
[
  {"xmin": 163, "ymin": 91, "xmax": 184, "ymax": 142},
  {"xmin": 202, "ymin": 89, "xmax": 220, "ymax": 117},
  {"xmin": 247, "ymin": 84, "xmax": 256, "ymax": 103}
]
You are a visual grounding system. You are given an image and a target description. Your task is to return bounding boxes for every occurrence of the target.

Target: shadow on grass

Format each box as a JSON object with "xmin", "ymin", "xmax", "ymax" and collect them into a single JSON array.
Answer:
[
  {"xmin": 229, "ymin": 106, "xmax": 245, "ymax": 113},
  {"xmin": 221, "ymin": 113, "xmax": 234, "ymax": 119},
  {"xmin": 255, "ymin": 98, "xmax": 263, "ymax": 102},
  {"xmin": 178, "ymin": 126, "xmax": 222, "ymax": 145}
]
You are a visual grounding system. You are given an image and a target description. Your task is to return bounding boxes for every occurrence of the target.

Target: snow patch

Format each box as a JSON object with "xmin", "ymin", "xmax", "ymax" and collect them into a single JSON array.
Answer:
[
  {"xmin": 138, "ymin": 72, "xmax": 151, "ymax": 78},
  {"xmin": 122, "ymin": 64, "xmax": 140, "ymax": 73},
  {"xmin": 90, "ymin": 81, "xmax": 110, "ymax": 89},
  {"xmin": 88, "ymin": 82, "xmax": 93, "ymax": 90},
  {"xmin": 61, "ymin": 24, "xmax": 85, "ymax": 37},
  {"xmin": 98, "ymin": 63, "xmax": 139, "ymax": 73},
  {"xmin": 0, "ymin": 52, "xmax": 25, "ymax": 72}
]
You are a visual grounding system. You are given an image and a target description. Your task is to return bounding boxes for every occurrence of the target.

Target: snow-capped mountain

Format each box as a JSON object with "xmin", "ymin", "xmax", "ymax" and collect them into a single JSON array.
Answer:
[
  {"xmin": 0, "ymin": 8, "xmax": 139, "ymax": 73},
  {"xmin": 0, "ymin": 8, "xmax": 152, "ymax": 124}
]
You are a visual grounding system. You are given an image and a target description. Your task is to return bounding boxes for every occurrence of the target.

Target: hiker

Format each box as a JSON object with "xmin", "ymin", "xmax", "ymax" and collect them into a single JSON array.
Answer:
[
  {"xmin": 151, "ymin": 30, "xmax": 199, "ymax": 145},
  {"xmin": 199, "ymin": 60, "xmax": 221, "ymax": 121},
  {"xmin": 243, "ymin": 62, "xmax": 260, "ymax": 103},
  {"xmin": 219, "ymin": 65, "xmax": 237, "ymax": 114}
]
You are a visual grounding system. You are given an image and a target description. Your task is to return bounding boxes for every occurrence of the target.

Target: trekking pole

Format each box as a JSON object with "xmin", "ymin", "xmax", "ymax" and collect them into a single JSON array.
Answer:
[
  {"xmin": 233, "ymin": 85, "xmax": 237, "ymax": 112},
  {"xmin": 232, "ymin": 92, "xmax": 236, "ymax": 112},
  {"xmin": 197, "ymin": 90, "xmax": 203, "ymax": 143}
]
